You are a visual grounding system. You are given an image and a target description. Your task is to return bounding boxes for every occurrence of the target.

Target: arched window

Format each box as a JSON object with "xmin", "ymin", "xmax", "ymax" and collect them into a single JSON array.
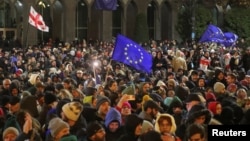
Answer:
[
  {"xmin": 76, "ymin": 0, "xmax": 88, "ymax": 40},
  {"xmin": 147, "ymin": 1, "xmax": 156, "ymax": 40},
  {"xmin": 112, "ymin": 1, "xmax": 121, "ymax": 37},
  {"xmin": 0, "ymin": 1, "xmax": 11, "ymax": 28},
  {"xmin": 126, "ymin": 1, "xmax": 137, "ymax": 39},
  {"xmin": 161, "ymin": 1, "xmax": 172, "ymax": 40}
]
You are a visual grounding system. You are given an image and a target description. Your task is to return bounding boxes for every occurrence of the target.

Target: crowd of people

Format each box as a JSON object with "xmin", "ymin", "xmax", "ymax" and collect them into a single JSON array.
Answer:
[{"xmin": 0, "ymin": 38, "xmax": 249, "ymax": 141}]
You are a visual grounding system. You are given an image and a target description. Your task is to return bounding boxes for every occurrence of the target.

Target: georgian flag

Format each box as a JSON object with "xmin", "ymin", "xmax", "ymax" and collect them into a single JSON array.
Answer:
[{"xmin": 29, "ymin": 6, "xmax": 49, "ymax": 32}]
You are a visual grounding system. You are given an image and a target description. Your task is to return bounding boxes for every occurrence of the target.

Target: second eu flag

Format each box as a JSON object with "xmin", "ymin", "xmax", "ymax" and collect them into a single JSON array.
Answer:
[
  {"xmin": 199, "ymin": 24, "xmax": 224, "ymax": 43},
  {"xmin": 95, "ymin": 0, "xmax": 117, "ymax": 11},
  {"xmin": 112, "ymin": 34, "xmax": 153, "ymax": 74}
]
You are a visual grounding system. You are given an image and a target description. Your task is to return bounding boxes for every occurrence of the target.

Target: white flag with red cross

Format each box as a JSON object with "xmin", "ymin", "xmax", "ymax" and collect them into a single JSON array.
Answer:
[{"xmin": 29, "ymin": 6, "xmax": 49, "ymax": 32}]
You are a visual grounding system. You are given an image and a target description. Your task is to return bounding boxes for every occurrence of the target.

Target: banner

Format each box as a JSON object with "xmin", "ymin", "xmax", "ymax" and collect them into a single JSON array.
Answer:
[
  {"xmin": 112, "ymin": 34, "xmax": 152, "ymax": 74},
  {"xmin": 29, "ymin": 6, "xmax": 49, "ymax": 32}
]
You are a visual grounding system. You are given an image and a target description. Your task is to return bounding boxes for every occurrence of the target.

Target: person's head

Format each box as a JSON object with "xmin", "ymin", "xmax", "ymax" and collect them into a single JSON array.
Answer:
[
  {"xmin": 121, "ymin": 101, "xmax": 131, "ymax": 116},
  {"xmin": 226, "ymin": 73, "xmax": 237, "ymax": 85},
  {"xmin": 9, "ymin": 96, "xmax": 21, "ymax": 114},
  {"xmin": 86, "ymin": 121, "xmax": 106, "ymax": 141},
  {"xmin": 44, "ymin": 92, "xmax": 58, "ymax": 108},
  {"xmin": 140, "ymin": 130, "xmax": 163, "ymax": 141},
  {"xmin": 185, "ymin": 94, "xmax": 201, "ymax": 111},
  {"xmin": 2, "ymin": 127, "xmax": 19, "ymax": 141},
  {"xmin": 61, "ymin": 101, "xmax": 83, "ymax": 126},
  {"xmin": 106, "ymin": 79, "xmax": 118, "ymax": 92},
  {"xmin": 2, "ymin": 78, "xmax": 11, "ymax": 89},
  {"xmin": 104, "ymin": 108, "xmax": 121, "ymax": 133},
  {"xmin": 155, "ymin": 113, "xmax": 176, "ymax": 135},
  {"xmin": 197, "ymin": 77, "xmax": 206, "ymax": 87},
  {"xmin": 236, "ymin": 88, "xmax": 247, "ymax": 100},
  {"xmin": 213, "ymin": 82, "xmax": 225, "ymax": 94},
  {"xmin": 188, "ymin": 104, "xmax": 212, "ymax": 125},
  {"xmin": 207, "ymin": 101, "xmax": 222, "ymax": 115},
  {"xmin": 139, "ymin": 82, "xmax": 150, "ymax": 95},
  {"xmin": 48, "ymin": 117, "xmax": 70, "ymax": 140},
  {"xmin": 190, "ymin": 70, "xmax": 199, "ymax": 82},
  {"xmin": 96, "ymin": 95, "xmax": 110, "ymax": 117},
  {"xmin": 186, "ymin": 123, "xmax": 206, "ymax": 141},
  {"xmin": 143, "ymin": 100, "xmax": 162, "ymax": 119},
  {"xmin": 125, "ymin": 114, "xmax": 143, "ymax": 136}
]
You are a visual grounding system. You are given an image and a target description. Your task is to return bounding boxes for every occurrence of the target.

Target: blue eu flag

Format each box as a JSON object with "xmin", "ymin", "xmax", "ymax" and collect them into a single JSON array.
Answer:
[
  {"xmin": 199, "ymin": 24, "xmax": 224, "ymax": 42},
  {"xmin": 223, "ymin": 32, "xmax": 238, "ymax": 47},
  {"xmin": 95, "ymin": 0, "xmax": 117, "ymax": 11},
  {"xmin": 112, "ymin": 34, "xmax": 153, "ymax": 74}
]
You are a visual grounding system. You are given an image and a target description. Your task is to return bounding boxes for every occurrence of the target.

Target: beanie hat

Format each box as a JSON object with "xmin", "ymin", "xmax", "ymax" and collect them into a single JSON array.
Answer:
[
  {"xmin": 44, "ymin": 92, "xmax": 58, "ymax": 105},
  {"xmin": 60, "ymin": 134, "xmax": 77, "ymax": 141},
  {"xmin": 122, "ymin": 83, "xmax": 135, "ymax": 95},
  {"xmin": 141, "ymin": 120, "xmax": 154, "ymax": 134},
  {"xmin": 213, "ymin": 82, "xmax": 225, "ymax": 93},
  {"xmin": 96, "ymin": 95, "xmax": 110, "ymax": 110},
  {"xmin": 48, "ymin": 117, "xmax": 69, "ymax": 137},
  {"xmin": 121, "ymin": 101, "xmax": 131, "ymax": 109},
  {"xmin": 164, "ymin": 97, "xmax": 173, "ymax": 107},
  {"xmin": 2, "ymin": 127, "xmax": 19, "ymax": 139},
  {"xmin": 141, "ymin": 95, "xmax": 152, "ymax": 111},
  {"xmin": 86, "ymin": 121, "xmax": 103, "ymax": 138},
  {"xmin": 62, "ymin": 101, "xmax": 83, "ymax": 121}
]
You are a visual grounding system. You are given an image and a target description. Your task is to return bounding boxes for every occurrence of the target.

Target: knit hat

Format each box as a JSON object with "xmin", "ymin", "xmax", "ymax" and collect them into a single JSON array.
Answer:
[
  {"xmin": 121, "ymin": 101, "xmax": 131, "ymax": 109},
  {"xmin": 96, "ymin": 95, "xmax": 110, "ymax": 110},
  {"xmin": 141, "ymin": 95, "xmax": 152, "ymax": 111},
  {"xmin": 60, "ymin": 134, "xmax": 77, "ymax": 141},
  {"xmin": 122, "ymin": 83, "xmax": 135, "ymax": 95},
  {"xmin": 213, "ymin": 82, "xmax": 225, "ymax": 93},
  {"xmin": 86, "ymin": 121, "xmax": 103, "ymax": 138},
  {"xmin": 44, "ymin": 92, "xmax": 58, "ymax": 105},
  {"xmin": 48, "ymin": 117, "xmax": 69, "ymax": 137},
  {"xmin": 2, "ymin": 127, "xmax": 19, "ymax": 139},
  {"xmin": 141, "ymin": 120, "xmax": 154, "ymax": 134},
  {"xmin": 62, "ymin": 101, "xmax": 83, "ymax": 121}
]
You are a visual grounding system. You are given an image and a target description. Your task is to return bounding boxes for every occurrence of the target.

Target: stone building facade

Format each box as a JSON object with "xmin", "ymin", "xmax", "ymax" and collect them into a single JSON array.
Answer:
[{"xmin": 0, "ymin": 0, "xmax": 224, "ymax": 46}]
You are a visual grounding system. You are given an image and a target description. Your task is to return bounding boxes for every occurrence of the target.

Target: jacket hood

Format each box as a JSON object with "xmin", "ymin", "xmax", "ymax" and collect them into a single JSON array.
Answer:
[
  {"xmin": 104, "ymin": 107, "xmax": 121, "ymax": 128},
  {"xmin": 154, "ymin": 113, "xmax": 176, "ymax": 134}
]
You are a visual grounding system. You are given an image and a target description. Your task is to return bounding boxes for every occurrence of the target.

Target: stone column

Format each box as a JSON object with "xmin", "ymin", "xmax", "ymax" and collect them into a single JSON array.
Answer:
[
  {"xmin": 61, "ymin": 0, "xmax": 77, "ymax": 42},
  {"xmin": 100, "ymin": 11, "xmax": 112, "ymax": 41}
]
